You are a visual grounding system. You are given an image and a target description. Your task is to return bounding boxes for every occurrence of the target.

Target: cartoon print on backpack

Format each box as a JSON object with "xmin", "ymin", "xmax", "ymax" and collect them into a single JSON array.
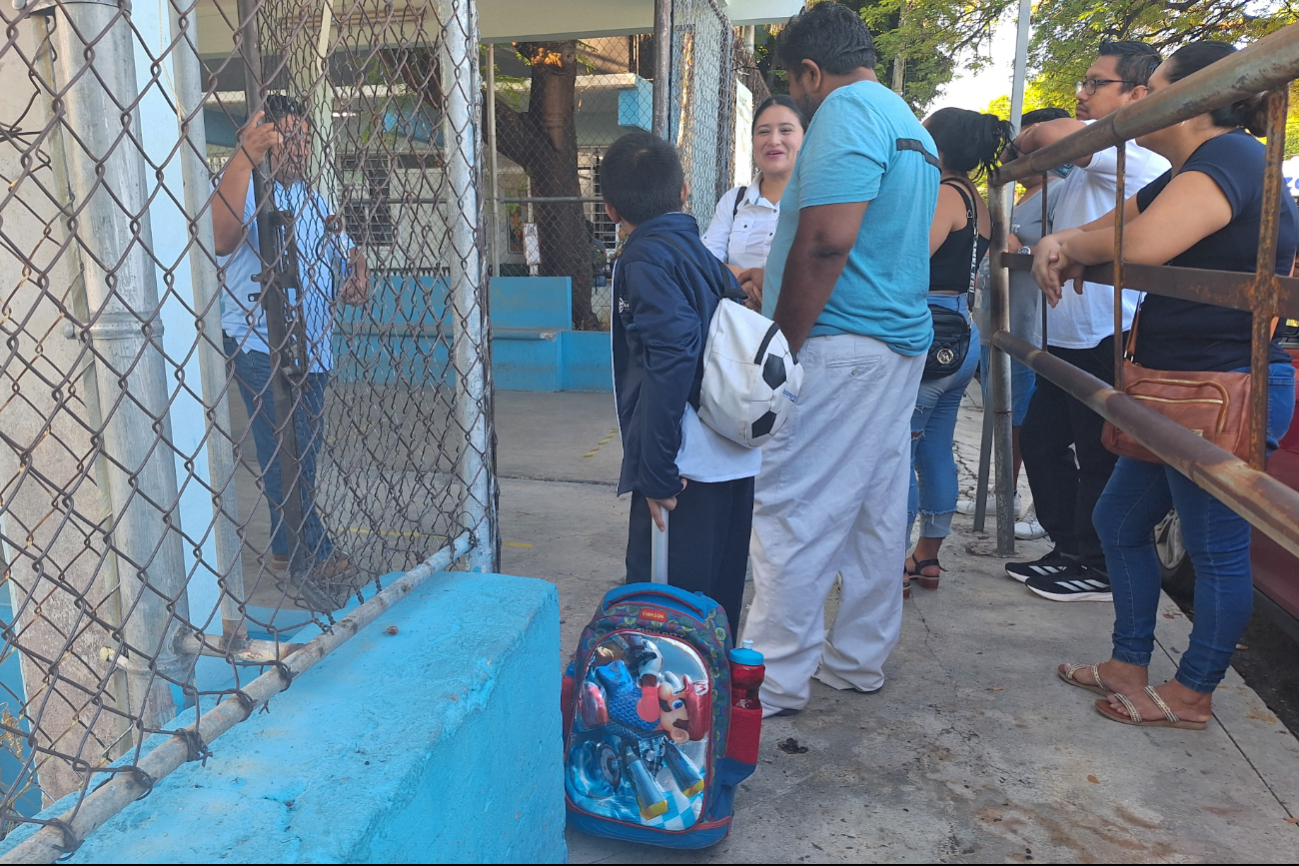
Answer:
[{"xmin": 566, "ymin": 632, "xmax": 713, "ymax": 829}]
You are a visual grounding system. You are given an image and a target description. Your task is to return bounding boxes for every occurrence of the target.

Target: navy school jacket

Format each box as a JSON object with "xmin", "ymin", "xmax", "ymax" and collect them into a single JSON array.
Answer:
[{"xmin": 612, "ymin": 212, "xmax": 741, "ymax": 500}]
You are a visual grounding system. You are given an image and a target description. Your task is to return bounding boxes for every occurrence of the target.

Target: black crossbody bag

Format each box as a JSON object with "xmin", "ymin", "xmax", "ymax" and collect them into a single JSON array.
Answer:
[{"xmin": 923, "ymin": 182, "xmax": 978, "ymax": 381}]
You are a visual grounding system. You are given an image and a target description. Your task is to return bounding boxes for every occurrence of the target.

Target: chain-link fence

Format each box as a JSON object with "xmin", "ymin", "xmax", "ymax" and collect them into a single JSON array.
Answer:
[
  {"xmin": 0, "ymin": 0, "xmax": 493, "ymax": 850},
  {"xmin": 486, "ymin": 1, "xmax": 741, "ymax": 331}
]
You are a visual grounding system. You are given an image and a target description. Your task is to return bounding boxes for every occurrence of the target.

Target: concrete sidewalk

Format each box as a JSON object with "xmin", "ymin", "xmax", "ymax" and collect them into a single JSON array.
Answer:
[{"xmin": 495, "ymin": 390, "xmax": 1299, "ymax": 863}]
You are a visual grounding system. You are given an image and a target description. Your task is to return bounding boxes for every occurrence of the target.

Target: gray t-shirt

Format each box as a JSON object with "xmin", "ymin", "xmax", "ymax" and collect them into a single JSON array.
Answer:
[{"xmin": 977, "ymin": 178, "xmax": 1064, "ymax": 346}]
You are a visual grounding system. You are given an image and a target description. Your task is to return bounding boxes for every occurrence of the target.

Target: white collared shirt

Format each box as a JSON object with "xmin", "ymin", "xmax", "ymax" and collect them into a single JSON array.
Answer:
[
  {"xmin": 700, "ymin": 173, "xmax": 780, "ymax": 270},
  {"xmin": 1047, "ymin": 127, "xmax": 1169, "ymax": 349}
]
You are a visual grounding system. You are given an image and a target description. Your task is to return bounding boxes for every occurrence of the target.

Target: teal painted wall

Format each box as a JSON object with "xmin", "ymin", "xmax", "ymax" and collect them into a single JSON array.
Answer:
[
  {"xmin": 331, "ymin": 275, "xmax": 613, "ymax": 391},
  {"xmin": 0, "ymin": 572, "xmax": 565, "ymax": 864}
]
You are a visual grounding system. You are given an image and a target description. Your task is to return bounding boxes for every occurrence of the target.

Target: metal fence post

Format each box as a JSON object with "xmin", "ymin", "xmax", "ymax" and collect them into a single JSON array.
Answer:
[
  {"xmin": 988, "ymin": 184, "xmax": 1016, "ymax": 555},
  {"xmin": 443, "ymin": 0, "xmax": 496, "ymax": 571},
  {"xmin": 653, "ymin": 0, "xmax": 672, "ymax": 139},
  {"xmin": 487, "ymin": 43, "xmax": 501, "ymax": 281},
  {"xmin": 170, "ymin": 0, "xmax": 248, "ymax": 646},
  {"xmin": 48, "ymin": 0, "xmax": 194, "ymax": 727}
]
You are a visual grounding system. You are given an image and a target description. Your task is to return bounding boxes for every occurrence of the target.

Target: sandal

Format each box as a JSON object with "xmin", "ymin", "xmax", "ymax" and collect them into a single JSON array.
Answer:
[
  {"xmin": 1094, "ymin": 686, "xmax": 1208, "ymax": 730},
  {"xmin": 906, "ymin": 557, "xmax": 942, "ymax": 591},
  {"xmin": 902, "ymin": 570, "xmax": 911, "ymax": 600},
  {"xmin": 1058, "ymin": 662, "xmax": 1113, "ymax": 696}
]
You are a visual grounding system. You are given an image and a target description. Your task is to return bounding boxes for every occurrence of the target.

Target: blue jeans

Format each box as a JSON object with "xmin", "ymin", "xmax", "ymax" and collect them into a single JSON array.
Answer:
[
  {"xmin": 909, "ymin": 294, "xmax": 980, "ymax": 540},
  {"xmin": 224, "ymin": 336, "xmax": 334, "ymax": 562},
  {"xmin": 1094, "ymin": 361, "xmax": 1296, "ymax": 693},
  {"xmin": 980, "ymin": 344, "xmax": 1037, "ymax": 427}
]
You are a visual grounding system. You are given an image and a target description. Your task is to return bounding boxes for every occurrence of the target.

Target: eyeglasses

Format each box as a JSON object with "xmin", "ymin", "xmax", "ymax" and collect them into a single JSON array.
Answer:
[{"xmin": 1076, "ymin": 78, "xmax": 1137, "ymax": 95}]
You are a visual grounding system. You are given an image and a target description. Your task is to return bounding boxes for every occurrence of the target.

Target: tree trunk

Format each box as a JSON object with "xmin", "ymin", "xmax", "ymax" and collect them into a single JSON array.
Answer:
[{"xmin": 493, "ymin": 41, "xmax": 598, "ymax": 330}]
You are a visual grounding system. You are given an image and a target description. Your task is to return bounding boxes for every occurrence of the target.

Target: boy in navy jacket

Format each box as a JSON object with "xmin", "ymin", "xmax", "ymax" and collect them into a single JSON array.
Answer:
[{"xmin": 601, "ymin": 132, "xmax": 759, "ymax": 636}]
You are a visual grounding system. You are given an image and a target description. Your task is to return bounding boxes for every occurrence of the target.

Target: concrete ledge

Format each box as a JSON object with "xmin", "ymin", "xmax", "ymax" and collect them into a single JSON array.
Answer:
[{"xmin": 22, "ymin": 572, "xmax": 565, "ymax": 864}]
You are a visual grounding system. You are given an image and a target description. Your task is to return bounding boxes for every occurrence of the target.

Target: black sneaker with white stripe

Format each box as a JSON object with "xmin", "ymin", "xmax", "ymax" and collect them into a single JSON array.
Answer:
[
  {"xmin": 1024, "ymin": 564, "xmax": 1113, "ymax": 602},
  {"xmin": 1004, "ymin": 548, "xmax": 1077, "ymax": 584}
]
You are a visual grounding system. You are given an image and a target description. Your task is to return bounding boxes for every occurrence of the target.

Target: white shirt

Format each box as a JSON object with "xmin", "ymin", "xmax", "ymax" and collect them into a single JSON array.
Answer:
[
  {"xmin": 700, "ymin": 174, "xmax": 781, "ymax": 270},
  {"xmin": 675, "ymin": 405, "xmax": 762, "ymax": 483},
  {"xmin": 218, "ymin": 178, "xmax": 354, "ymax": 373},
  {"xmin": 1047, "ymin": 130, "xmax": 1169, "ymax": 349}
]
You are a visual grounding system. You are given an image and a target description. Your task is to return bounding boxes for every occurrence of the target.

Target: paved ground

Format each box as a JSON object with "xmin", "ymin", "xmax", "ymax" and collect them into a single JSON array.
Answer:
[{"xmin": 495, "ymin": 389, "xmax": 1299, "ymax": 863}]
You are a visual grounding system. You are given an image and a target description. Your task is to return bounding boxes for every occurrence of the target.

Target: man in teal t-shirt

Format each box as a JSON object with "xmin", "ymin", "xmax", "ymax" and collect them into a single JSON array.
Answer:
[{"xmin": 742, "ymin": 1, "xmax": 939, "ymax": 717}]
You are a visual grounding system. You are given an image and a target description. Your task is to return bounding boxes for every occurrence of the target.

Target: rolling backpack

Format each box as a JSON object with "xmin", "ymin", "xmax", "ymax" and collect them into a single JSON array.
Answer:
[{"xmin": 561, "ymin": 518, "xmax": 762, "ymax": 848}]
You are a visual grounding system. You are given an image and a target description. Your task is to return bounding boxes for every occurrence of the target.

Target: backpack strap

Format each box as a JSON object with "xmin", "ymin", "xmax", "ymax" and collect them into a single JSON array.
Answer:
[
  {"xmin": 651, "ymin": 233, "xmax": 744, "ymax": 410},
  {"xmin": 731, "ymin": 185, "xmax": 747, "ymax": 221}
]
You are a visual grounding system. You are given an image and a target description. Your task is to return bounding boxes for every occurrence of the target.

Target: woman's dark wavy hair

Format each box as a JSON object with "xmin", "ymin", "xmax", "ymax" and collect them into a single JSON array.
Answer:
[
  {"xmin": 925, "ymin": 107, "xmax": 1015, "ymax": 179},
  {"xmin": 1165, "ymin": 41, "xmax": 1267, "ymax": 136},
  {"xmin": 752, "ymin": 95, "xmax": 808, "ymax": 133}
]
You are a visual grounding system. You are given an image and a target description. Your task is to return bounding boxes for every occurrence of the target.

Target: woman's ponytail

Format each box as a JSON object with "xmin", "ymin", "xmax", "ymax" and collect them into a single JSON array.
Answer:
[{"xmin": 926, "ymin": 107, "xmax": 1014, "ymax": 179}]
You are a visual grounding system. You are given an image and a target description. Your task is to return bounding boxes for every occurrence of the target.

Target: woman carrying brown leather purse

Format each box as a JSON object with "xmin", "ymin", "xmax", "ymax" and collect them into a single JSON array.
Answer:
[{"xmin": 1030, "ymin": 41, "xmax": 1298, "ymax": 730}]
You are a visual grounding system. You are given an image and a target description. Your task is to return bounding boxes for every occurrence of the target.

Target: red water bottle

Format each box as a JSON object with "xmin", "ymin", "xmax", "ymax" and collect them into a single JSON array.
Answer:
[{"xmin": 729, "ymin": 639, "xmax": 765, "ymax": 710}]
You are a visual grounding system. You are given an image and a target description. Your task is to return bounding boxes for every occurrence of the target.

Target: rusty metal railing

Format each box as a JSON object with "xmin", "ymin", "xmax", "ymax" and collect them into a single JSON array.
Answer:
[{"xmin": 983, "ymin": 23, "xmax": 1299, "ymax": 558}]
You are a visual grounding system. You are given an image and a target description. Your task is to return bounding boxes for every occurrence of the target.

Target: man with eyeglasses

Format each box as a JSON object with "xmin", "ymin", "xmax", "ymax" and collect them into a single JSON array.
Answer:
[{"xmin": 1000, "ymin": 41, "xmax": 1170, "ymax": 603}]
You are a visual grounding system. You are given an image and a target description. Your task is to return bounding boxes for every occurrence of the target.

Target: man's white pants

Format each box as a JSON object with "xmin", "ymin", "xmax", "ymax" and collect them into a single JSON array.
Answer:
[{"xmin": 742, "ymin": 333, "xmax": 924, "ymax": 713}]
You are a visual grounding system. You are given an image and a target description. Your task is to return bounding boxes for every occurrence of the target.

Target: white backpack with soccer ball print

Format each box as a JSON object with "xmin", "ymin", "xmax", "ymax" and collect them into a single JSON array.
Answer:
[
  {"xmin": 697, "ymin": 298, "xmax": 802, "ymax": 448},
  {"xmin": 658, "ymin": 235, "xmax": 802, "ymax": 448}
]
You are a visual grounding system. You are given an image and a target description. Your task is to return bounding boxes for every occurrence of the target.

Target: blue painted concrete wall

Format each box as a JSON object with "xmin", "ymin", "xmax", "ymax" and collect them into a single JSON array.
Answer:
[
  {"xmin": 491, "ymin": 277, "xmax": 572, "ymax": 331},
  {"xmin": 331, "ymin": 274, "xmax": 613, "ymax": 391},
  {"xmin": 560, "ymin": 331, "xmax": 612, "ymax": 392},
  {"xmin": 3, "ymin": 572, "xmax": 565, "ymax": 864},
  {"xmin": 491, "ymin": 277, "xmax": 612, "ymax": 392}
]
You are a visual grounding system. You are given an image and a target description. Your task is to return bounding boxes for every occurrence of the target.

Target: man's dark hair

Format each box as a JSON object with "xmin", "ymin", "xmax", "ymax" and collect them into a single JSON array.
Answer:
[
  {"xmin": 1098, "ymin": 40, "xmax": 1162, "ymax": 90},
  {"xmin": 1021, "ymin": 107, "xmax": 1072, "ymax": 126},
  {"xmin": 263, "ymin": 93, "xmax": 306, "ymax": 121},
  {"xmin": 600, "ymin": 132, "xmax": 684, "ymax": 226},
  {"xmin": 776, "ymin": 2, "xmax": 876, "ymax": 77}
]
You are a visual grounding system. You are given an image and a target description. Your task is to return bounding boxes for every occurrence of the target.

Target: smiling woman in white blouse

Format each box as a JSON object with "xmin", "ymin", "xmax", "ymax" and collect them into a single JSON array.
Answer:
[{"xmin": 701, "ymin": 95, "xmax": 807, "ymax": 309}]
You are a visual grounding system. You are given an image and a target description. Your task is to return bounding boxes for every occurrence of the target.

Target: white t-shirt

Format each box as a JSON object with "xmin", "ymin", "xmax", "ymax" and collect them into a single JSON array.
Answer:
[
  {"xmin": 1046, "ymin": 131, "xmax": 1169, "ymax": 349},
  {"xmin": 217, "ymin": 177, "xmax": 353, "ymax": 373},
  {"xmin": 700, "ymin": 174, "xmax": 780, "ymax": 270},
  {"xmin": 675, "ymin": 404, "xmax": 762, "ymax": 483}
]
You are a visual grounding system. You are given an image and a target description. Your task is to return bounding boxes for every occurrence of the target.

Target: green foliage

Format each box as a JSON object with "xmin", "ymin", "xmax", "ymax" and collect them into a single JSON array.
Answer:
[
  {"xmin": 743, "ymin": 0, "xmax": 1298, "ymax": 123},
  {"xmin": 1288, "ymin": 83, "xmax": 1299, "ymax": 158},
  {"xmin": 861, "ymin": 0, "xmax": 1017, "ymax": 110},
  {"xmin": 984, "ymin": 79, "xmax": 1064, "ymax": 119},
  {"xmin": 1029, "ymin": 0, "xmax": 1297, "ymax": 109},
  {"xmin": 752, "ymin": 0, "xmax": 1012, "ymax": 112}
]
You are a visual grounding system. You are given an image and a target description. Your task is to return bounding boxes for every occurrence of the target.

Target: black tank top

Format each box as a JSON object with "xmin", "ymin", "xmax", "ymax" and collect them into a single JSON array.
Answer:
[{"xmin": 929, "ymin": 180, "xmax": 990, "ymax": 294}]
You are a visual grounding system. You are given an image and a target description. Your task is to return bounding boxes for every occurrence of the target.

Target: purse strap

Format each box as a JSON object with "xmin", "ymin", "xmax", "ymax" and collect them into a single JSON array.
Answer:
[
  {"xmin": 942, "ymin": 179, "xmax": 980, "ymax": 294},
  {"xmin": 1124, "ymin": 309, "xmax": 1140, "ymax": 360}
]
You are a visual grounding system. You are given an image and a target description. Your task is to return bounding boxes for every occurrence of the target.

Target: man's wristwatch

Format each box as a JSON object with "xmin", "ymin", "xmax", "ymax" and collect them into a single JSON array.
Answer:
[{"xmin": 1017, "ymin": 246, "xmax": 1032, "ymax": 256}]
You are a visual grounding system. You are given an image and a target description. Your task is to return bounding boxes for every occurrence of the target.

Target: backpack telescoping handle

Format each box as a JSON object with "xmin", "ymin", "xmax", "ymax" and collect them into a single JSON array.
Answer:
[{"xmin": 651, "ymin": 510, "xmax": 669, "ymax": 584}]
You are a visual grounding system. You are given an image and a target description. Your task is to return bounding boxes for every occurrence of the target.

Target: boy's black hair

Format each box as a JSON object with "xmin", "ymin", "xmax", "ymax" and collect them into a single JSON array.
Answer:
[
  {"xmin": 1098, "ymin": 40, "xmax": 1162, "ymax": 90},
  {"xmin": 775, "ymin": 2, "xmax": 876, "ymax": 77},
  {"xmin": 600, "ymin": 132, "xmax": 684, "ymax": 226},
  {"xmin": 263, "ymin": 93, "xmax": 307, "ymax": 121}
]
